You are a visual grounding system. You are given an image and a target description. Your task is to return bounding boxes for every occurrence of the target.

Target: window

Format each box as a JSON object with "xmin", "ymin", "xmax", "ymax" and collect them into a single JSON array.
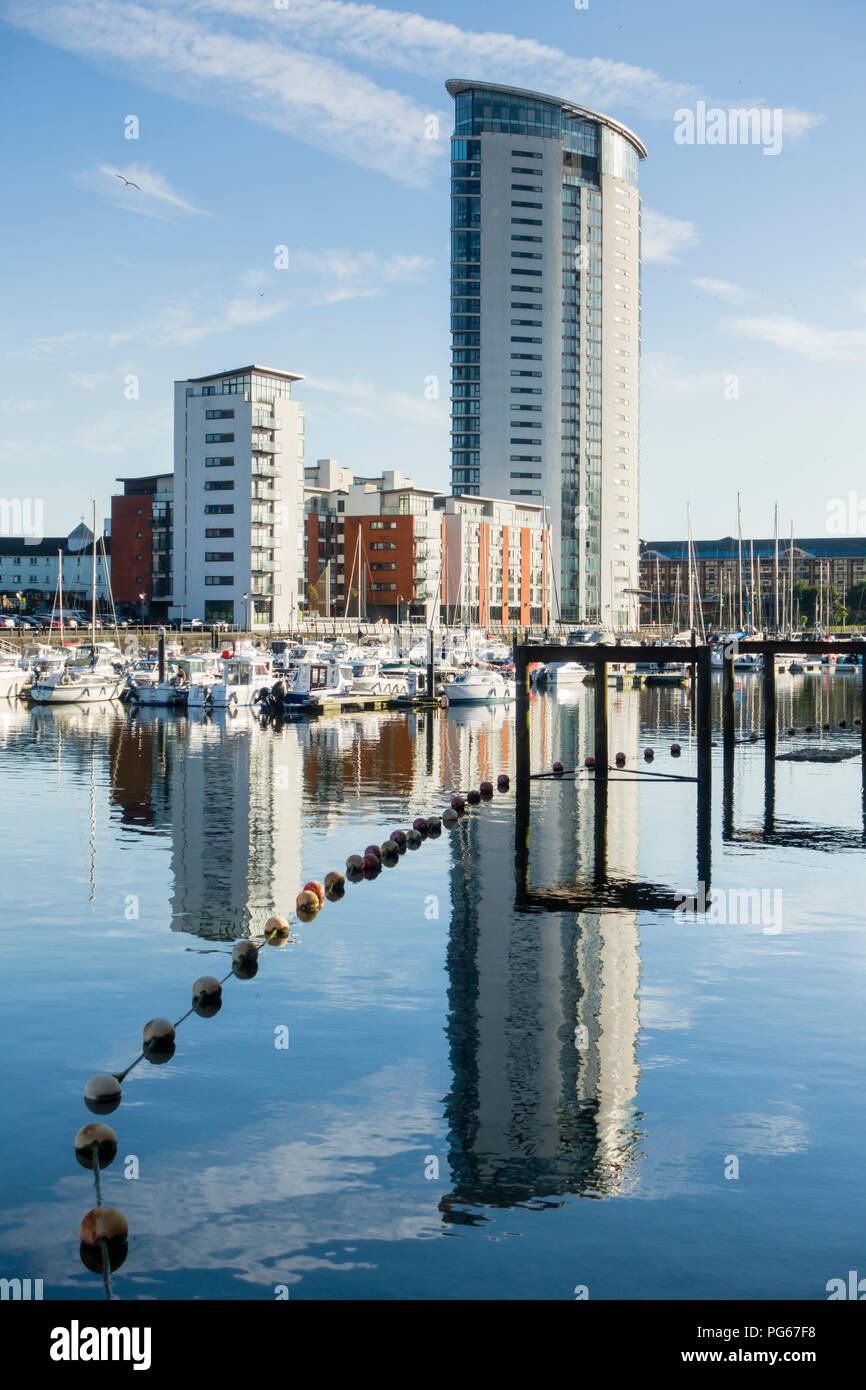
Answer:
[
  {"xmin": 510, "ymin": 437, "xmax": 542, "ymax": 444},
  {"xmin": 371, "ymin": 542, "xmax": 397, "ymax": 551},
  {"xmin": 510, "ymin": 489, "xmax": 541, "ymax": 496},
  {"xmin": 512, "ymin": 184, "xmax": 542, "ymax": 192},
  {"xmin": 370, "ymin": 520, "xmax": 397, "ymax": 530},
  {"xmin": 511, "ymin": 319, "xmax": 542, "ymax": 327},
  {"xmin": 205, "ymin": 528, "xmax": 235, "ymax": 538},
  {"xmin": 512, "ymin": 234, "xmax": 542, "ymax": 243},
  {"xmin": 201, "ymin": 386, "xmax": 216, "ymax": 395},
  {"xmin": 511, "ymin": 369, "xmax": 542, "ymax": 376},
  {"xmin": 204, "ymin": 575, "xmax": 234, "ymax": 586},
  {"xmin": 205, "ymin": 408, "xmax": 234, "ymax": 419},
  {"xmin": 511, "ymin": 336, "xmax": 542, "ymax": 343},
  {"xmin": 204, "ymin": 505, "xmax": 234, "ymax": 515},
  {"xmin": 371, "ymin": 583, "xmax": 397, "ymax": 592},
  {"xmin": 512, "ymin": 149, "xmax": 542, "ymax": 158},
  {"xmin": 205, "ymin": 457, "xmax": 234, "ymax": 467},
  {"xmin": 205, "ymin": 551, "xmax": 234, "ymax": 561},
  {"xmin": 511, "ymin": 217, "xmax": 542, "ymax": 225},
  {"xmin": 512, "ymin": 251, "xmax": 542, "ymax": 260},
  {"xmin": 204, "ymin": 479, "xmax": 234, "ymax": 491},
  {"xmin": 205, "ymin": 433, "xmax": 234, "ymax": 443},
  {"xmin": 371, "ymin": 562, "xmax": 397, "ymax": 571},
  {"xmin": 512, "ymin": 353, "xmax": 542, "ymax": 360},
  {"xmin": 512, "ymin": 200, "xmax": 542, "ymax": 209}
]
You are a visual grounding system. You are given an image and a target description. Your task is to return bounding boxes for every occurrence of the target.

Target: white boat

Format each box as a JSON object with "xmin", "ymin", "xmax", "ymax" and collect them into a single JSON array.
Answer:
[
  {"xmin": 0, "ymin": 644, "xmax": 30, "ymax": 700},
  {"xmin": 282, "ymin": 659, "xmax": 355, "ymax": 705},
  {"xmin": 29, "ymin": 656, "xmax": 123, "ymax": 704},
  {"xmin": 133, "ymin": 653, "xmax": 222, "ymax": 706},
  {"xmin": 444, "ymin": 667, "xmax": 515, "ymax": 705},
  {"xmin": 344, "ymin": 660, "xmax": 411, "ymax": 697},
  {"xmin": 187, "ymin": 653, "xmax": 273, "ymax": 709}
]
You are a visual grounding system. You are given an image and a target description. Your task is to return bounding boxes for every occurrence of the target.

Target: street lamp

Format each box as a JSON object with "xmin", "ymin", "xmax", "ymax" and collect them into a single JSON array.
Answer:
[
  {"xmin": 242, "ymin": 592, "xmax": 249, "ymax": 633},
  {"xmin": 397, "ymin": 593, "xmax": 404, "ymax": 628},
  {"xmin": 139, "ymin": 592, "xmax": 145, "ymax": 625}
]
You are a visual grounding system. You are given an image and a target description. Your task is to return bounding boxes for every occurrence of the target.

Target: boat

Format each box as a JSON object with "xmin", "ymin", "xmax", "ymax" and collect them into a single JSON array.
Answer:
[
  {"xmin": 0, "ymin": 642, "xmax": 30, "ymax": 700},
  {"xmin": 132, "ymin": 653, "xmax": 222, "ymax": 706},
  {"xmin": 281, "ymin": 659, "xmax": 354, "ymax": 706},
  {"xmin": 188, "ymin": 653, "xmax": 274, "ymax": 709},
  {"xmin": 443, "ymin": 667, "xmax": 515, "ymax": 705},
  {"xmin": 29, "ymin": 649, "xmax": 124, "ymax": 704}
]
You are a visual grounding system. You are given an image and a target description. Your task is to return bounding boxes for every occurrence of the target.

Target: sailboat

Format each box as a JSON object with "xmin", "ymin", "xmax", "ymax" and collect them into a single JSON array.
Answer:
[{"xmin": 29, "ymin": 505, "xmax": 124, "ymax": 705}]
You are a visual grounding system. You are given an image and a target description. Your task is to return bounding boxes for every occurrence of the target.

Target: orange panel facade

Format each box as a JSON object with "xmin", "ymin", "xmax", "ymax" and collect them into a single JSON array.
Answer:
[
  {"xmin": 500, "ymin": 525, "xmax": 509, "ymax": 628},
  {"xmin": 478, "ymin": 522, "xmax": 489, "ymax": 629},
  {"xmin": 520, "ymin": 528, "xmax": 531, "ymax": 626},
  {"xmin": 343, "ymin": 514, "xmax": 416, "ymax": 612}
]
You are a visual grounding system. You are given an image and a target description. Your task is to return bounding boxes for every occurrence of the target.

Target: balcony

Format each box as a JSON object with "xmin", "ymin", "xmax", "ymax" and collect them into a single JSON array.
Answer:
[
  {"xmin": 251, "ymin": 578, "xmax": 280, "ymax": 597},
  {"xmin": 251, "ymin": 461, "xmax": 279, "ymax": 479},
  {"xmin": 251, "ymin": 437, "xmax": 281, "ymax": 453},
  {"xmin": 251, "ymin": 485, "xmax": 281, "ymax": 502},
  {"xmin": 252, "ymin": 411, "xmax": 280, "ymax": 430},
  {"xmin": 252, "ymin": 557, "xmax": 281, "ymax": 573},
  {"xmin": 251, "ymin": 506, "xmax": 276, "ymax": 525}
]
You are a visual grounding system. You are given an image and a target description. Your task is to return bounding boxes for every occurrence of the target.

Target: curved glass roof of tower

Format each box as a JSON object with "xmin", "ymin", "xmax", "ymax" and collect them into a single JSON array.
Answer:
[{"xmin": 446, "ymin": 80, "xmax": 647, "ymax": 627}]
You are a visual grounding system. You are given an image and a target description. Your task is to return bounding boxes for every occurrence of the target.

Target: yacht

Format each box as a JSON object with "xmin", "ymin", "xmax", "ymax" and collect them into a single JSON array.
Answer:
[
  {"xmin": 187, "ymin": 652, "xmax": 274, "ymax": 709},
  {"xmin": 444, "ymin": 667, "xmax": 515, "ymax": 705},
  {"xmin": 282, "ymin": 659, "xmax": 354, "ymax": 706},
  {"xmin": 29, "ymin": 649, "xmax": 124, "ymax": 704},
  {"xmin": 0, "ymin": 642, "xmax": 30, "ymax": 700}
]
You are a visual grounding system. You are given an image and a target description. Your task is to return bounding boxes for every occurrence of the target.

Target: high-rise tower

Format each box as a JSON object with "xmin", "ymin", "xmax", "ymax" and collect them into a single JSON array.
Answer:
[{"xmin": 447, "ymin": 81, "xmax": 646, "ymax": 627}]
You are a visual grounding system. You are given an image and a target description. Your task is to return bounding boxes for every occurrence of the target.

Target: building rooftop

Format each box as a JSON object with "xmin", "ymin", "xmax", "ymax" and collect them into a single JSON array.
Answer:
[
  {"xmin": 642, "ymin": 536, "xmax": 866, "ymax": 560},
  {"xmin": 445, "ymin": 78, "xmax": 648, "ymax": 160},
  {"xmin": 184, "ymin": 364, "xmax": 304, "ymax": 384}
]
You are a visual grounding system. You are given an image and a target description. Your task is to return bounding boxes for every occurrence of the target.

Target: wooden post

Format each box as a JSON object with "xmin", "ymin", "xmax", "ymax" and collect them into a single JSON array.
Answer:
[
  {"xmin": 722, "ymin": 653, "xmax": 735, "ymax": 749},
  {"xmin": 696, "ymin": 646, "xmax": 712, "ymax": 891},
  {"xmin": 427, "ymin": 629, "xmax": 434, "ymax": 701},
  {"xmin": 157, "ymin": 630, "xmax": 165, "ymax": 684},
  {"xmin": 594, "ymin": 659, "xmax": 608, "ymax": 773},
  {"xmin": 513, "ymin": 637, "xmax": 531, "ymax": 897},
  {"xmin": 860, "ymin": 642, "xmax": 866, "ymax": 832},
  {"xmin": 763, "ymin": 648, "xmax": 777, "ymax": 759}
]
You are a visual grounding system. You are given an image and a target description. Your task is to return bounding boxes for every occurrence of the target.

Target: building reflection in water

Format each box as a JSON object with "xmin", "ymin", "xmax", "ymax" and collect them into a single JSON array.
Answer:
[{"xmin": 441, "ymin": 690, "xmax": 645, "ymax": 1216}]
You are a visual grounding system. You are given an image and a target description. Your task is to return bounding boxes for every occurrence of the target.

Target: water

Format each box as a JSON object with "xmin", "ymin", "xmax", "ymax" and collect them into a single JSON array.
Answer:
[{"xmin": 0, "ymin": 675, "xmax": 864, "ymax": 1301}]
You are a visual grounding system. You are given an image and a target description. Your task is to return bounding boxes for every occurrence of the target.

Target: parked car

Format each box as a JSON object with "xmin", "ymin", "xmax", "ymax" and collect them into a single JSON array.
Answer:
[{"xmin": 181, "ymin": 618, "xmax": 203, "ymax": 630}]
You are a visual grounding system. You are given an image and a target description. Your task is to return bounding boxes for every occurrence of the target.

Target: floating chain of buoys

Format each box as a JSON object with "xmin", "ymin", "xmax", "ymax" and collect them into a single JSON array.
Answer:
[
  {"xmin": 74, "ymin": 771, "xmax": 514, "ymax": 1292},
  {"xmin": 531, "ymin": 749, "xmax": 696, "ymax": 783}
]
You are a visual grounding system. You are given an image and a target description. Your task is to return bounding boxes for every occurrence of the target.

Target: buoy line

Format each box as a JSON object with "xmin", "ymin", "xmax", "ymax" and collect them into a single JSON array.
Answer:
[{"xmin": 74, "ymin": 770, "xmax": 515, "ymax": 1293}]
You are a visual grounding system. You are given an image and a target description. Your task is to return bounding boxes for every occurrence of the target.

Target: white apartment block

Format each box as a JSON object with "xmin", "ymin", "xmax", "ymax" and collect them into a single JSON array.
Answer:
[
  {"xmin": 171, "ymin": 365, "xmax": 306, "ymax": 627},
  {"xmin": 447, "ymin": 80, "xmax": 645, "ymax": 628}
]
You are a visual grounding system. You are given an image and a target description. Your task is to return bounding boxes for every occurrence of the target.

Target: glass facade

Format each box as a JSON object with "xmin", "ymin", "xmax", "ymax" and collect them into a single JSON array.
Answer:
[{"xmin": 449, "ymin": 84, "xmax": 643, "ymax": 618}]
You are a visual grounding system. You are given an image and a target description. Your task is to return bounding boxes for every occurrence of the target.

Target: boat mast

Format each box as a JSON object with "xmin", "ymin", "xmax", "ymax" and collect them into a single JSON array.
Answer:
[
  {"xmin": 789, "ymin": 523, "xmax": 795, "ymax": 634},
  {"xmin": 91, "ymin": 499, "xmax": 98, "ymax": 650},
  {"xmin": 778, "ymin": 505, "xmax": 783, "ymax": 636},
  {"xmin": 686, "ymin": 507, "xmax": 695, "ymax": 634},
  {"xmin": 737, "ymin": 493, "xmax": 744, "ymax": 629}
]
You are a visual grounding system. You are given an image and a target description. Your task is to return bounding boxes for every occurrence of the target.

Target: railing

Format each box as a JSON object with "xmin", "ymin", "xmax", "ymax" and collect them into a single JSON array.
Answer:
[
  {"xmin": 252, "ymin": 412, "xmax": 280, "ymax": 429},
  {"xmin": 251, "ymin": 438, "xmax": 282, "ymax": 453},
  {"xmin": 251, "ymin": 486, "xmax": 281, "ymax": 502}
]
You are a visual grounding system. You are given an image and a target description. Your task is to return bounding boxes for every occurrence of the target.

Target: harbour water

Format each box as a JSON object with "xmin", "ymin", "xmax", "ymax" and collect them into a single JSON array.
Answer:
[{"xmin": 0, "ymin": 676, "xmax": 864, "ymax": 1300}]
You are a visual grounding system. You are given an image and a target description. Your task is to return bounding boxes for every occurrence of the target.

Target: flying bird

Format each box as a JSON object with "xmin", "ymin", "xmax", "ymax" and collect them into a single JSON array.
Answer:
[{"xmin": 114, "ymin": 173, "xmax": 140, "ymax": 189}]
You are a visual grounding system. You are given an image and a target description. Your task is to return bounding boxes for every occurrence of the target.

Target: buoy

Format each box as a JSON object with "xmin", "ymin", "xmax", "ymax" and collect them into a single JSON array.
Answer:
[
  {"xmin": 644, "ymin": 749, "xmax": 654, "ymax": 762},
  {"xmin": 450, "ymin": 795, "xmax": 465, "ymax": 813},
  {"xmin": 552, "ymin": 761, "xmax": 564, "ymax": 775},
  {"xmin": 296, "ymin": 889, "xmax": 320, "ymax": 913},
  {"xmin": 805, "ymin": 725, "xmax": 813, "ymax": 733},
  {"xmin": 426, "ymin": 816, "xmax": 442, "ymax": 837},
  {"xmin": 584, "ymin": 756, "xmax": 595, "ymax": 768},
  {"xmin": 324, "ymin": 871, "xmax": 345, "ymax": 901},
  {"xmin": 364, "ymin": 846, "xmax": 382, "ymax": 862},
  {"xmin": 262, "ymin": 918, "xmax": 289, "ymax": 947},
  {"xmin": 822, "ymin": 722, "xmax": 830, "ymax": 730},
  {"xmin": 840, "ymin": 720, "xmax": 847, "ymax": 728},
  {"xmin": 84, "ymin": 1074, "xmax": 121, "ymax": 1115},
  {"xmin": 381, "ymin": 841, "xmax": 400, "ymax": 865},
  {"xmin": 671, "ymin": 744, "xmax": 681, "ymax": 757},
  {"xmin": 479, "ymin": 781, "xmax": 494, "ymax": 798},
  {"xmin": 346, "ymin": 853, "xmax": 365, "ymax": 873},
  {"xmin": 346, "ymin": 863, "xmax": 364, "ymax": 883},
  {"xmin": 362, "ymin": 858, "xmax": 381, "ymax": 880},
  {"xmin": 615, "ymin": 752, "xmax": 626, "ymax": 766},
  {"xmin": 75, "ymin": 1123, "xmax": 117, "ymax": 1170},
  {"xmin": 193, "ymin": 975, "xmax": 223, "ymax": 1001},
  {"xmin": 390, "ymin": 829, "xmax": 407, "ymax": 847},
  {"xmin": 80, "ymin": 1206, "xmax": 128, "ymax": 1246},
  {"xmin": 749, "ymin": 733, "xmax": 759, "ymax": 742},
  {"xmin": 413, "ymin": 817, "xmax": 429, "ymax": 835},
  {"xmin": 787, "ymin": 728, "xmax": 795, "ymax": 735},
  {"xmin": 143, "ymin": 1018, "xmax": 175, "ymax": 1048},
  {"xmin": 467, "ymin": 789, "xmax": 481, "ymax": 804},
  {"xmin": 496, "ymin": 774, "xmax": 510, "ymax": 791},
  {"xmin": 303, "ymin": 881, "xmax": 325, "ymax": 906},
  {"xmin": 443, "ymin": 807, "xmax": 459, "ymax": 826},
  {"xmin": 406, "ymin": 829, "xmax": 422, "ymax": 849},
  {"xmin": 232, "ymin": 940, "xmax": 259, "ymax": 979}
]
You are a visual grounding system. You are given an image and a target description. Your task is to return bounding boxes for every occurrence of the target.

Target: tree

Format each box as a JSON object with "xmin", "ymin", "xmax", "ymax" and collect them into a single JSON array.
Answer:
[
  {"xmin": 846, "ymin": 581, "xmax": 866, "ymax": 620},
  {"xmin": 793, "ymin": 580, "xmax": 817, "ymax": 625}
]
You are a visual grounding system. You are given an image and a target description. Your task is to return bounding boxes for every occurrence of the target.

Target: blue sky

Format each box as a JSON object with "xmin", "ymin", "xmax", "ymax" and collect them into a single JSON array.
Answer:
[{"xmin": 0, "ymin": 0, "xmax": 863, "ymax": 541}]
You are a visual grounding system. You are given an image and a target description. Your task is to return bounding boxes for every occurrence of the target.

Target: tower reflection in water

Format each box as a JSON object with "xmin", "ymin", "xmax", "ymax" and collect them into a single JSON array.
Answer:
[
  {"xmin": 115, "ymin": 707, "xmax": 303, "ymax": 940},
  {"xmin": 441, "ymin": 690, "xmax": 645, "ymax": 1217}
]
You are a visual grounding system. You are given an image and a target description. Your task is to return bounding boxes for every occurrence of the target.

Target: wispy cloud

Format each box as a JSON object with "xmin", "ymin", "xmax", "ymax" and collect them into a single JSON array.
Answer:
[
  {"xmin": 731, "ymin": 314, "xmax": 866, "ymax": 364},
  {"xmin": 73, "ymin": 163, "xmax": 209, "ymax": 219},
  {"xmin": 1, "ymin": 0, "xmax": 823, "ymax": 188},
  {"xmin": 304, "ymin": 373, "xmax": 448, "ymax": 429},
  {"xmin": 643, "ymin": 209, "xmax": 699, "ymax": 264},
  {"xmin": 292, "ymin": 250, "xmax": 434, "ymax": 283},
  {"xmin": 691, "ymin": 277, "xmax": 755, "ymax": 305}
]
